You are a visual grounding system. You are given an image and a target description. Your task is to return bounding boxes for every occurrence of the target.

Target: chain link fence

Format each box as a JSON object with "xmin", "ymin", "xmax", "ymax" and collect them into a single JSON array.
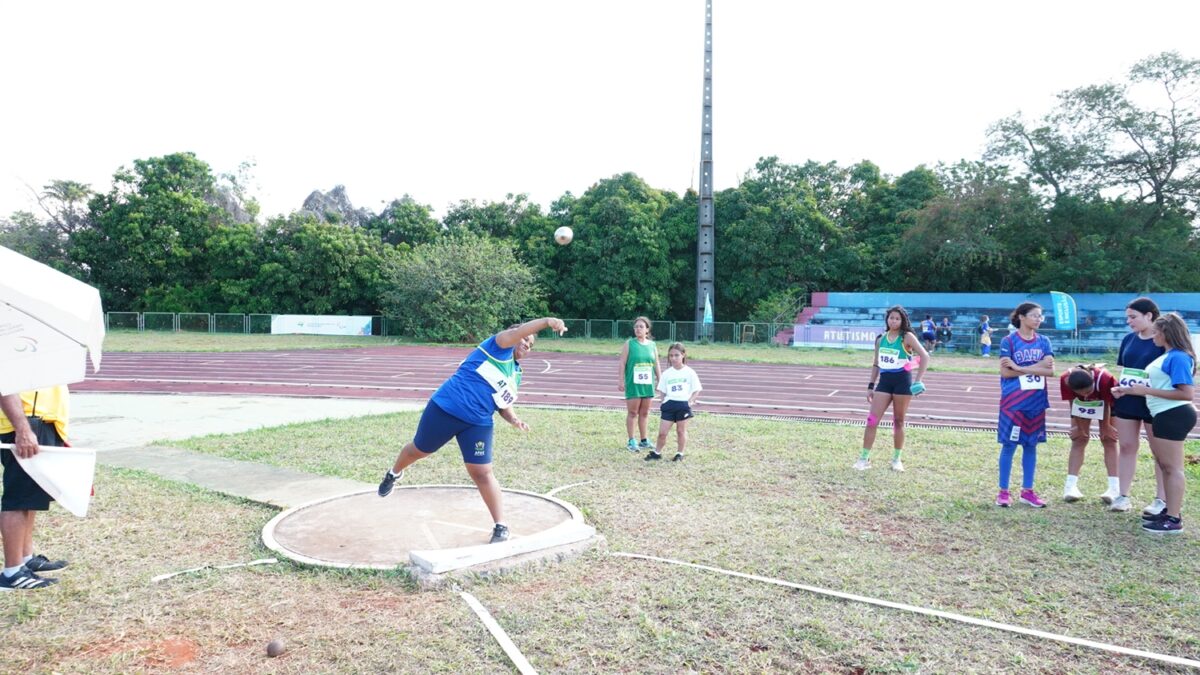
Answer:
[{"xmin": 102, "ymin": 312, "xmax": 796, "ymax": 345}]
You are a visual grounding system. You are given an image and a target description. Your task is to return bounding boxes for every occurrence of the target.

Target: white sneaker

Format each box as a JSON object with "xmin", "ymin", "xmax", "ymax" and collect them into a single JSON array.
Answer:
[
  {"xmin": 853, "ymin": 458, "xmax": 871, "ymax": 471},
  {"xmin": 1063, "ymin": 485, "xmax": 1084, "ymax": 502},
  {"xmin": 1109, "ymin": 495, "xmax": 1132, "ymax": 512},
  {"xmin": 1099, "ymin": 487, "xmax": 1119, "ymax": 505},
  {"xmin": 1142, "ymin": 498, "xmax": 1167, "ymax": 516},
  {"xmin": 890, "ymin": 460, "xmax": 905, "ymax": 472}
]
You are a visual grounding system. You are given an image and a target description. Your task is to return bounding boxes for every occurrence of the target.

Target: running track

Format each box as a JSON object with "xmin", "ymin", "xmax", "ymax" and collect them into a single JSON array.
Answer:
[{"xmin": 74, "ymin": 346, "xmax": 1200, "ymax": 437}]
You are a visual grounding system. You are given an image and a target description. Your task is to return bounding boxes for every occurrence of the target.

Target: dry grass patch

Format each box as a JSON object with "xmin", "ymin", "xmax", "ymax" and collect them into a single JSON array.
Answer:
[{"xmin": 5, "ymin": 409, "xmax": 1198, "ymax": 672}]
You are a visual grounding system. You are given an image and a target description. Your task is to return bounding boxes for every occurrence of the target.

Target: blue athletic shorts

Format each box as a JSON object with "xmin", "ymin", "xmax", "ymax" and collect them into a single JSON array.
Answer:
[{"xmin": 412, "ymin": 401, "xmax": 495, "ymax": 464}]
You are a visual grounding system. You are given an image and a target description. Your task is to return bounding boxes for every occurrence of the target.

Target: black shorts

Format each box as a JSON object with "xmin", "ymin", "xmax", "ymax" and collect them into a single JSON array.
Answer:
[
  {"xmin": 875, "ymin": 370, "xmax": 912, "ymax": 396},
  {"xmin": 1, "ymin": 417, "xmax": 61, "ymax": 511},
  {"xmin": 1113, "ymin": 396, "xmax": 1154, "ymax": 424},
  {"xmin": 1113, "ymin": 410, "xmax": 1154, "ymax": 424},
  {"xmin": 660, "ymin": 400, "xmax": 694, "ymax": 422},
  {"xmin": 1151, "ymin": 404, "xmax": 1197, "ymax": 442}
]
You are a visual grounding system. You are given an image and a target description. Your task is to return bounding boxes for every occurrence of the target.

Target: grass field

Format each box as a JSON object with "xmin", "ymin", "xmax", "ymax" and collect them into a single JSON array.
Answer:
[
  {"xmin": 101, "ymin": 330, "xmax": 1074, "ymax": 374},
  {"xmin": 6, "ymin": 408, "xmax": 1198, "ymax": 672}
]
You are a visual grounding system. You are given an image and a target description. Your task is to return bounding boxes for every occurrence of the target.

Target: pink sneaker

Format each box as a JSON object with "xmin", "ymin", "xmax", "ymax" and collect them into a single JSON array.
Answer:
[
  {"xmin": 995, "ymin": 489, "xmax": 1011, "ymax": 507},
  {"xmin": 1019, "ymin": 489, "xmax": 1047, "ymax": 508}
]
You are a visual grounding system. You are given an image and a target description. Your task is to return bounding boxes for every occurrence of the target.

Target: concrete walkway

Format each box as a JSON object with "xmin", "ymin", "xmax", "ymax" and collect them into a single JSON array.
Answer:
[{"xmin": 74, "ymin": 393, "xmax": 423, "ymax": 508}]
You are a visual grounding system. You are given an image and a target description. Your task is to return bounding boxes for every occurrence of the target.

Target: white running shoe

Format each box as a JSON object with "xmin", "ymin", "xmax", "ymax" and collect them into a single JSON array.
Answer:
[
  {"xmin": 890, "ymin": 459, "xmax": 905, "ymax": 472},
  {"xmin": 1099, "ymin": 487, "xmax": 1119, "ymax": 505},
  {"xmin": 1142, "ymin": 498, "xmax": 1167, "ymax": 516},
  {"xmin": 1063, "ymin": 485, "xmax": 1084, "ymax": 502},
  {"xmin": 852, "ymin": 458, "xmax": 871, "ymax": 471},
  {"xmin": 1108, "ymin": 495, "xmax": 1132, "ymax": 512}
]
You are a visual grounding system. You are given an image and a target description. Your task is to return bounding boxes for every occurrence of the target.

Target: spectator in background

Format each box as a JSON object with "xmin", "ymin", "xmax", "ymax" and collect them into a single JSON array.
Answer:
[
  {"xmin": 978, "ymin": 315, "xmax": 994, "ymax": 357},
  {"xmin": 920, "ymin": 315, "xmax": 936, "ymax": 352},
  {"xmin": 936, "ymin": 317, "xmax": 954, "ymax": 352}
]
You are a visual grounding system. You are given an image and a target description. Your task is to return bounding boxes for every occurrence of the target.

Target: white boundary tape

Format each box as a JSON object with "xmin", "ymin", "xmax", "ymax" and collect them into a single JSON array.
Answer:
[
  {"xmin": 459, "ymin": 591, "xmax": 538, "ymax": 675},
  {"xmin": 151, "ymin": 557, "xmax": 278, "ymax": 583},
  {"xmin": 612, "ymin": 552, "xmax": 1200, "ymax": 670},
  {"xmin": 545, "ymin": 480, "xmax": 593, "ymax": 497}
]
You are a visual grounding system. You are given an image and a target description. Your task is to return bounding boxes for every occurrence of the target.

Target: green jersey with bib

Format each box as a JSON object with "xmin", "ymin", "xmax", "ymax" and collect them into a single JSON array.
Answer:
[{"xmin": 624, "ymin": 338, "xmax": 658, "ymax": 399}]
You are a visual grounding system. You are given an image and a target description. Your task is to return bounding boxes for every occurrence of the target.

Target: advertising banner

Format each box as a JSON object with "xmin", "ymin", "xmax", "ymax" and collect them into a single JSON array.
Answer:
[
  {"xmin": 792, "ymin": 324, "xmax": 878, "ymax": 350},
  {"xmin": 270, "ymin": 315, "xmax": 372, "ymax": 336}
]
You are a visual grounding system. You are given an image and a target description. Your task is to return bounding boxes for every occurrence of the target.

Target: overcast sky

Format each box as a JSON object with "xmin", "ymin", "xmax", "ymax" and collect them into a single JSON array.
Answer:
[{"xmin": 2, "ymin": 1, "xmax": 1198, "ymax": 220}]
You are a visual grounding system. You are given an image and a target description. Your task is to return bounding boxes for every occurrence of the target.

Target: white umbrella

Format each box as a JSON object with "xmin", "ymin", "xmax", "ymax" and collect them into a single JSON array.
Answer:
[{"xmin": 0, "ymin": 245, "xmax": 105, "ymax": 395}]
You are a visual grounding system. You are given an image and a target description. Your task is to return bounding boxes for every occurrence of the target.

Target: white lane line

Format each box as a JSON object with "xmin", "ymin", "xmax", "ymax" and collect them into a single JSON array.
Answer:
[
  {"xmin": 432, "ymin": 519, "xmax": 492, "ymax": 534},
  {"xmin": 459, "ymin": 591, "xmax": 538, "ymax": 675},
  {"xmin": 419, "ymin": 522, "xmax": 441, "ymax": 548},
  {"xmin": 611, "ymin": 552, "xmax": 1200, "ymax": 670},
  {"xmin": 966, "ymin": 386, "xmax": 973, "ymax": 392},
  {"xmin": 826, "ymin": 390, "xmax": 839, "ymax": 397}
]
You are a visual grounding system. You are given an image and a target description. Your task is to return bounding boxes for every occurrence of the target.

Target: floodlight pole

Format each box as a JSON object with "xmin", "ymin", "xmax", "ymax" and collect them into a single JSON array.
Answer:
[{"xmin": 695, "ymin": 0, "xmax": 715, "ymax": 329}]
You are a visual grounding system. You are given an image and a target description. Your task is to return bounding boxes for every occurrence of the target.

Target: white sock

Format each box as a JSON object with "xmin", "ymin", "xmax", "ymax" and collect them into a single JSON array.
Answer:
[
  {"xmin": 2, "ymin": 565, "xmax": 22, "ymax": 577},
  {"xmin": 1107, "ymin": 476, "xmax": 1119, "ymax": 492},
  {"xmin": 1064, "ymin": 475, "xmax": 1079, "ymax": 489},
  {"xmin": 388, "ymin": 469, "xmax": 401, "ymax": 478},
  {"xmin": 21, "ymin": 554, "xmax": 32, "ymax": 565}
]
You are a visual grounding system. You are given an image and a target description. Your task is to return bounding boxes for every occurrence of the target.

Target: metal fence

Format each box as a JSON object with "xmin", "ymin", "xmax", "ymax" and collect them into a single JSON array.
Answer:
[
  {"xmin": 97, "ymin": 312, "xmax": 1141, "ymax": 352},
  {"xmin": 101, "ymin": 312, "xmax": 800, "ymax": 346}
]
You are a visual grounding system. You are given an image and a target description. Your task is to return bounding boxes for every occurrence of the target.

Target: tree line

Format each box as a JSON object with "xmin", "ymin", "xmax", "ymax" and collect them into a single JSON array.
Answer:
[{"xmin": 3, "ymin": 52, "xmax": 1198, "ymax": 341}]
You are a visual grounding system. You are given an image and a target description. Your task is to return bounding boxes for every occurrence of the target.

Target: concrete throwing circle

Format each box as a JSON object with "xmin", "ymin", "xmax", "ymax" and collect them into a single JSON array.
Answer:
[{"xmin": 262, "ymin": 485, "xmax": 595, "ymax": 574}]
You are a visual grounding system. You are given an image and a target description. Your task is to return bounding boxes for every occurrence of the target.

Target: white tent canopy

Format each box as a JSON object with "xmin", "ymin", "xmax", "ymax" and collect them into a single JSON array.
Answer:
[{"xmin": 0, "ymin": 245, "xmax": 105, "ymax": 395}]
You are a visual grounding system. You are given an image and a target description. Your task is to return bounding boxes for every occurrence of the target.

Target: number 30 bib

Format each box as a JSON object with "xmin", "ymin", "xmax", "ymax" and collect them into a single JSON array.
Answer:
[{"xmin": 1019, "ymin": 374, "xmax": 1045, "ymax": 390}]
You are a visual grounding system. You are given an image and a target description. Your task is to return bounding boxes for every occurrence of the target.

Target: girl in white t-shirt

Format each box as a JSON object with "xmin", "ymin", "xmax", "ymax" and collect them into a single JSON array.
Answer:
[{"xmin": 645, "ymin": 342, "xmax": 702, "ymax": 462}]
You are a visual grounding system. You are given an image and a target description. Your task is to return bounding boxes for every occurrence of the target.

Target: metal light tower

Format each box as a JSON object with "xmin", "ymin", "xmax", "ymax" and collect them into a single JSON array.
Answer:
[{"xmin": 695, "ymin": 0, "xmax": 715, "ymax": 327}]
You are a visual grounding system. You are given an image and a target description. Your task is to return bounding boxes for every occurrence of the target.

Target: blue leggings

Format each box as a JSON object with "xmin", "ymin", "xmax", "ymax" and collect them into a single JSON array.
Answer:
[{"xmin": 998, "ymin": 442, "xmax": 1037, "ymax": 490}]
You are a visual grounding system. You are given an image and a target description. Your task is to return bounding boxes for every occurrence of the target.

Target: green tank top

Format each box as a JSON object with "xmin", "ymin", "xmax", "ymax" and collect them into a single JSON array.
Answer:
[
  {"xmin": 624, "ymin": 338, "xmax": 658, "ymax": 398},
  {"xmin": 877, "ymin": 332, "xmax": 911, "ymax": 372},
  {"xmin": 879, "ymin": 332, "xmax": 910, "ymax": 359}
]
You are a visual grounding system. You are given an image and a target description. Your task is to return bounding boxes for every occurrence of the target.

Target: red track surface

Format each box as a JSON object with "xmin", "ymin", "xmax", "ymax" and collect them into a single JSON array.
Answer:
[{"xmin": 74, "ymin": 345, "xmax": 1200, "ymax": 437}]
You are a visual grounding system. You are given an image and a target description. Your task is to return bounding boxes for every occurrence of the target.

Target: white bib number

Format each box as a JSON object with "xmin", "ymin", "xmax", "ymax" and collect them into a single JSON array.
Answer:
[
  {"xmin": 633, "ymin": 363, "xmax": 653, "ymax": 385},
  {"xmin": 476, "ymin": 360, "xmax": 518, "ymax": 409},
  {"xmin": 1019, "ymin": 374, "xmax": 1044, "ymax": 391},
  {"xmin": 877, "ymin": 348, "xmax": 904, "ymax": 369},
  {"xmin": 1071, "ymin": 399, "xmax": 1105, "ymax": 419},
  {"xmin": 1118, "ymin": 367, "xmax": 1151, "ymax": 389}
]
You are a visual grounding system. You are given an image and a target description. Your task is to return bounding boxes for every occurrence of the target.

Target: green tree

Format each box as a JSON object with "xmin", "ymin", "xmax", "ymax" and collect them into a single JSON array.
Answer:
[
  {"xmin": 552, "ymin": 173, "xmax": 676, "ymax": 319},
  {"xmin": 714, "ymin": 157, "xmax": 845, "ymax": 318},
  {"xmin": 255, "ymin": 213, "xmax": 400, "ymax": 315},
  {"xmin": 380, "ymin": 234, "xmax": 543, "ymax": 342},
  {"xmin": 897, "ymin": 162, "xmax": 1046, "ymax": 291},
  {"xmin": 0, "ymin": 211, "xmax": 73, "ymax": 272},
  {"xmin": 365, "ymin": 195, "xmax": 442, "ymax": 247},
  {"xmin": 1028, "ymin": 197, "xmax": 1200, "ymax": 292},
  {"xmin": 71, "ymin": 153, "xmax": 230, "ymax": 311}
]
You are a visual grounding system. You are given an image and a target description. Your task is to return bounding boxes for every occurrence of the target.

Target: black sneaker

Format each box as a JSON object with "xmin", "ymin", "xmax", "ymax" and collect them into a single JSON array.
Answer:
[
  {"xmin": 489, "ymin": 523, "xmax": 509, "ymax": 544},
  {"xmin": 1142, "ymin": 510, "xmax": 1170, "ymax": 522},
  {"xmin": 644, "ymin": 451, "xmax": 662, "ymax": 461},
  {"xmin": 24, "ymin": 554, "xmax": 68, "ymax": 572},
  {"xmin": 1142, "ymin": 516, "xmax": 1183, "ymax": 535},
  {"xmin": 672, "ymin": 453, "xmax": 684, "ymax": 462},
  {"xmin": 0, "ymin": 567, "xmax": 58, "ymax": 591},
  {"xmin": 377, "ymin": 470, "xmax": 403, "ymax": 497}
]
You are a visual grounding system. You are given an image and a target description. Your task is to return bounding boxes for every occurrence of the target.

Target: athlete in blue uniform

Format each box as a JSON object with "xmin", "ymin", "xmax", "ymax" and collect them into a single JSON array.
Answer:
[
  {"xmin": 996, "ymin": 302, "xmax": 1055, "ymax": 508},
  {"xmin": 377, "ymin": 317, "xmax": 567, "ymax": 543}
]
